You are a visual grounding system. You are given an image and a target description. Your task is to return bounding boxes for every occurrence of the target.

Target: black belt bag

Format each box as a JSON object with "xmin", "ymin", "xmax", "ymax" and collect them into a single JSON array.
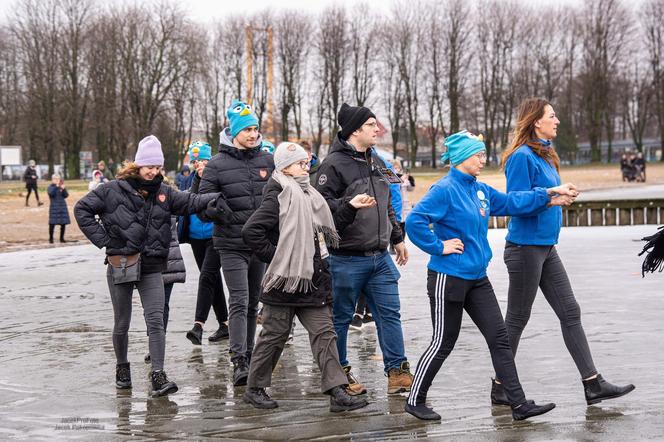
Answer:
[{"xmin": 107, "ymin": 253, "xmax": 141, "ymax": 285}]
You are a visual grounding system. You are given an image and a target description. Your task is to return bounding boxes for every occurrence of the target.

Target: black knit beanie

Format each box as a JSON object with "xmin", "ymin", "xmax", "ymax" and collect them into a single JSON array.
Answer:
[{"xmin": 338, "ymin": 103, "xmax": 376, "ymax": 140}]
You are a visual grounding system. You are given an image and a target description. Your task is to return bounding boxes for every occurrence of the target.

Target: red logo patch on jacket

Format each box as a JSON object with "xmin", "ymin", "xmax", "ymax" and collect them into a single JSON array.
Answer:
[
  {"xmin": 259, "ymin": 169, "xmax": 268, "ymax": 179},
  {"xmin": 158, "ymin": 194, "xmax": 166, "ymax": 203}
]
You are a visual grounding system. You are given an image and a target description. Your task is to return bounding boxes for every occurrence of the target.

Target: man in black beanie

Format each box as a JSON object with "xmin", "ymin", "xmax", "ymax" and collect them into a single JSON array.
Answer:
[{"xmin": 315, "ymin": 103, "xmax": 413, "ymax": 397}]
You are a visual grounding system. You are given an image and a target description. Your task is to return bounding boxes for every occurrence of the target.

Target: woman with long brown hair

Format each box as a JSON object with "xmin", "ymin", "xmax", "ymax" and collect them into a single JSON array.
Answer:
[
  {"xmin": 491, "ymin": 98, "xmax": 635, "ymax": 407},
  {"xmin": 75, "ymin": 135, "xmax": 217, "ymax": 397}
]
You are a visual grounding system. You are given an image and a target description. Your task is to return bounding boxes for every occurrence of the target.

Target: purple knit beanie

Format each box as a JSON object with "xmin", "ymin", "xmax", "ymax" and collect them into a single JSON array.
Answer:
[{"xmin": 135, "ymin": 135, "xmax": 164, "ymax": 167}]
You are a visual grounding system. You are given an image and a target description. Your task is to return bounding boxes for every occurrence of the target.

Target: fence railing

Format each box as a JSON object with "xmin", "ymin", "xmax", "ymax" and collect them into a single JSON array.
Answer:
[{"xmin": 489, "ymin": 199, "xmax": 664, "ymax": 228}]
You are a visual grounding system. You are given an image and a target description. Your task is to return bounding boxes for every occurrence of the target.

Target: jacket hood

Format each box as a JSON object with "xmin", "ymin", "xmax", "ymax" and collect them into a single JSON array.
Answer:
[{"xmin": 329, "ymin": 132, "xmax": 369, "ymax": 159}]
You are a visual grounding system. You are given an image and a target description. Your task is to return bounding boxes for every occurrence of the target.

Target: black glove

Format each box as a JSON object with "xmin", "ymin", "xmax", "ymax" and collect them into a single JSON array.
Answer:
[{"xmin": 203, "ymin": 196, "xmax": 233, "ymax": 225}]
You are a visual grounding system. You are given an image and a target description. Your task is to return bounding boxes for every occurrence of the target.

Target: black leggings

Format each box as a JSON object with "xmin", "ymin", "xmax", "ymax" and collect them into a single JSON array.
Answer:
[
  {"xmin": 26, "ymin": 184, "xmax": 40, "ymax": 203},
  {"xmin": 190, "ymin": 238, "xmax": 228, "ymax": 324},
  {"xmin": 504, "ymin": 242, "xmax": 597, "ymax": 379},
  {"xmin": 49, "ymin": 224, "xmax": 66, "ymax": 241},
  {"xmin": 408, "ymin": 270, "xmax": 527, "ymax": 407}
]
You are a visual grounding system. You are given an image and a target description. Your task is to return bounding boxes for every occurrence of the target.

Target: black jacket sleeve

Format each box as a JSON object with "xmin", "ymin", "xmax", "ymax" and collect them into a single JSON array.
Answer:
[
  {"xmin": 241, "ymin": 186, "xmax": 279, "ymax": 263},
  {"xmin": 189, "ymin": 172, "xmax": 201, "ymax": 194},
  {"xmin": 168, "ymin": 186, "xmax": 217, "ymax": 216},
  {"xmin": 314, "ymin": 159, "xmax": 358, "ymax": 233},
  {"xmin": 74, "ymin": 186, "xmax": 110, "ymax": 249}
]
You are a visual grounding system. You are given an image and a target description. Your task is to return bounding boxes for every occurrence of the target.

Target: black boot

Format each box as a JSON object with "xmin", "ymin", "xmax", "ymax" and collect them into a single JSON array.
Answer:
[
  {"xmin": 208, "ymin": 323, "xmax": 229, "ymax": 342},
  {"xmin": 512, "ymin": 401, "xmax": 556, "ymax": 421},
  {"xmin": 583, "ymin": 374, "xmax": 635, "ymax": 405},
  {"xmin": 243, "ymin": 387, "xmax": 278, "ymax": 409},
  {"xmin": 232, "ymin": 356, "xmax": 249, "ymax": 387},
  {"xmin": 150, "ymin": 370, "xmax": 178, "ymax": 397},
  {"xmin": 186, "ymin": 323, "xmax": 203, "ymax": 345},
  {"xmin": 115, "ymin": 362, "xmax": 132, "ymax": 389},
  {"xmin": 491, "ymin": 378, "xmax": 510, "ymax": 406},
  {"xmin": 404, "ymin": 403, "xmax": 441, "ymax": 420},
  {"xmin": 328, "ymin": 385, "xmax": 369, "ymax": 412}
]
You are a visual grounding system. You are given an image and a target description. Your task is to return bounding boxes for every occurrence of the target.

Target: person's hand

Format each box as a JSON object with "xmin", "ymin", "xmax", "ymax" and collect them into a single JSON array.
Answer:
[
  {"xmin": 349, "ymin": 193, "xmax": 377, "ymax": 209},
  {"xmin": 549, "ymin": 195, "xmax": 575, "ymax": 206},
  {"xmin": 195, "ymin": 161, "xmax": 206, "ymax": 177},
  {"xmin": 443, "ymin": 238, "xmax": 464, "ymax": 255},
  {"xmin": 394, "ymin": 242, "xmax": 408, "ymax": 265},
  {"xmin": 60, "ymin": 183, "xmax": 66, "ymax": 189},
  {"xmin": 548, "ymin": 182, "xmax": 579, "ymax": 197}
]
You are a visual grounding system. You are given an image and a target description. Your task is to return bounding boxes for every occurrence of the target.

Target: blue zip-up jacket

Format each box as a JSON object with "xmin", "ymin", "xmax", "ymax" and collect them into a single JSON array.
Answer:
[
  {"xmin": 406, "ymin": 167, "xmax": 550, "ymax": 280},
  {"xmin": 387, "ymin": 161, "xmax": 403, "ymax": 222},
  {"xmin": 505, "ymin": 144, "xmax": 562, "ymax": 245}
]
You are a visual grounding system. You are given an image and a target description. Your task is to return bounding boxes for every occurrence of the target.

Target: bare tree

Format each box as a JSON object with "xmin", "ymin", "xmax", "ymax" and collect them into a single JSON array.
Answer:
[
  {"xmin": 275, "ymin": 11, "xmax": 311, "ymax": 141},
  {"xmin": 444, "ymin": 0, "xmax": 471, "ymax": 134},
  {"xmin": 423, "ymin": 1, "xmax": 446, "ymax": 167},
  {"xmin": 348, "ymin": 5, "xmax": 376, "ymax": 107},
  {"xmin": 0, "ymin": 27, "xmax": 22, "ymax": 145},
  {"xmin": 622, "ymin": 62, "xmax": 653, "ymax": 152},
  {"xmin": 579, "ymin": 0, "xmax": 631, "ymax": 162},
  {"xmin": 392, "ymin": 0, "xmax": 424, "ymax": 166},
  {"xmin": 643, "ymin": 0, "xmax": 664, "ymax": 161},
  {"xmin": 317, "ymin": 5, "xmax": 348, "ymax": 146}
]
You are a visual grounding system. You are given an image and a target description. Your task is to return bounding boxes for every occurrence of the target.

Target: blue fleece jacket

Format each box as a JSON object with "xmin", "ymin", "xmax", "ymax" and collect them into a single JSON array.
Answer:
[
  {"xmin": 406, "ymin": 167, "xmax": 550, "ymax": 280},
  {"xmin": 505, "ymin": 144, "xmax": 562, "ymax": 245},
  {"xmin": 386, "ymin": 161, "xmax": 403, "ymax": 222}
]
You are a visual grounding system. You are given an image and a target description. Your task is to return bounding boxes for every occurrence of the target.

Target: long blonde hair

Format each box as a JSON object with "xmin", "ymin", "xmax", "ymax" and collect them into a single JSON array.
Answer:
[{"xmin": 501, "ymin": 98, "xmax": 560, "ymax": 172}]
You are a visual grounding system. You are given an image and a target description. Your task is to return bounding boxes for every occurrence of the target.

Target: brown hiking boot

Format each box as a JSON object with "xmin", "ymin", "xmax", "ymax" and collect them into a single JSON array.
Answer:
[
  {"xmin": 343, "ymin": 365, "xmax": 367, "ymax": 396},
  {"xmin": 387, "ymin": 361, "xmax": 413, "ymax": 394}
]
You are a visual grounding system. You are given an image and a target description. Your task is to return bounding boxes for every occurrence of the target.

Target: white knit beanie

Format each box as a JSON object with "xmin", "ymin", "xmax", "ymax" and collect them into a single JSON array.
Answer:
[{"xmin": 273, "ymin": 142, "xmax": 308, "ymax": 171}]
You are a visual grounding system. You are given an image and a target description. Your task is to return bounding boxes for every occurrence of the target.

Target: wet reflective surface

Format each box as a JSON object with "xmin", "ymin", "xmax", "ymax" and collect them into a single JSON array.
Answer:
[{"xmin": 1, "ymin": 225, "xmax": 662, "ymax": 440}]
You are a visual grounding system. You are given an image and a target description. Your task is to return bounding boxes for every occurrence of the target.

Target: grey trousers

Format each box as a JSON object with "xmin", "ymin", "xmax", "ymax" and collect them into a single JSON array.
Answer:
[
  {"xmin": 503, "ymin": 242, "xmax": 598, "ymax": 379},
  {"xmin": 106, "ymin": 269, "xmax": 166, "ymax": 371},
  {"xmin": 247, "ymin": 304, "xmax": 348, "ymax": 393},
  {"xmin": 219, "ymin": 250, "xmax": 266, "ymax": 360}
]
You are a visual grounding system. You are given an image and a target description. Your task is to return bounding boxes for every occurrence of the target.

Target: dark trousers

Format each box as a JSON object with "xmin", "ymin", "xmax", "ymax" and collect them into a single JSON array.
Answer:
[
  {"xmin": 107, "ymin": 270, "xmax": 166, "ymax": 371},
  {"xmin": 248, "ymin": 304, "xmax": 347, "ymax": 393},
  {"xmin": 219, "ymin": 249, "xmax": 266, "ymax": 360},
  {"xmin": 190, "ymin": 238, "xmax": 228, "ymax": 324},
  {"xmin": 49, "ymin": 224, "xmax": 66, "ymax": 241},
  {"xmin": 408, "ymin": 270, "xmax": 527, "ymax": 407},
  {"xmin": 504, "ymin": 242, "xmax": 597, "ymax": 379},
  {"xmin": 26, "ymin": 184, "xmax": 40, "ymax": 204}
]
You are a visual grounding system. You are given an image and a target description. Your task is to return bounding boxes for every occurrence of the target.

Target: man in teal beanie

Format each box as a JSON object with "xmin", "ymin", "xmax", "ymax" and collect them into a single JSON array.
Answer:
[{"xmin": 227, "ymin": 99, "xmax": 259, "ymax": 139}]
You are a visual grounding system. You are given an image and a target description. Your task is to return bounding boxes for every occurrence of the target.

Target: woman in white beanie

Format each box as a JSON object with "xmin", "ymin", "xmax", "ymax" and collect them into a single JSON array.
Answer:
[
  {"xmin": 75, "ymin": 135, "xmax": 218, "ymax": 398},
  {"xmin": 240, "ymin": 142, "xmax": 371, "ymax": 412}
]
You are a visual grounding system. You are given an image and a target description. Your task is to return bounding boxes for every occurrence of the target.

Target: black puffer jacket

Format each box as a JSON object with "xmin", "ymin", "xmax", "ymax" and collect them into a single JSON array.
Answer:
[
  {"xmin": 198, "ymin": 128, "xmax": 275, "ymax": 251},
  {"xmin": 241, "ymin": 178, "xmax": 332, "ymax": 307},
  {"xmin": 314, "ymin": 133, "xmax": 403, "ymax": 255},
  {"xmin": 162, "ymin": 216, "xmax": 186, "ymax": 285},
  {"xmin": 74, "ymin": 178, "xmax": 216, "ymax": 261}
]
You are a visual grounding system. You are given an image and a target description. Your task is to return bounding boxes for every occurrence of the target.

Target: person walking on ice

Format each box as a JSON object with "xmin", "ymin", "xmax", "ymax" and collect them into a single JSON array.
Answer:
[{"xmin": 405, "ymin": 130, "xmax": 577, "ymax": 421}]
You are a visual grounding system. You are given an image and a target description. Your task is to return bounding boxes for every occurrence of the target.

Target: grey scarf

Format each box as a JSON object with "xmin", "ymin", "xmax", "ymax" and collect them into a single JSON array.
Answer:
[{"xmin": 262, "ymin": 170, "xmax": 340, "ymax": 293}]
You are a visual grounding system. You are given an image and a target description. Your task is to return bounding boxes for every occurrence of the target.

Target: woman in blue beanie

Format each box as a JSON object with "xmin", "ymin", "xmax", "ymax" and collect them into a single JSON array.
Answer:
[
  {"xmin": 404, "ymin": 130, "xmax": 577, "ymax": 421},
  {"xmin": 493, "ymin": 98, "xmax": 634, "ymax": 406}
]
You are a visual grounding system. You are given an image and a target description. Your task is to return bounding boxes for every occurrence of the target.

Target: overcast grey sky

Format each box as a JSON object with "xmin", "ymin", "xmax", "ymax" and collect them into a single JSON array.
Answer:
[{"xmin": 0, "ymin": 0, "xmax": 589, "ymax": 24}]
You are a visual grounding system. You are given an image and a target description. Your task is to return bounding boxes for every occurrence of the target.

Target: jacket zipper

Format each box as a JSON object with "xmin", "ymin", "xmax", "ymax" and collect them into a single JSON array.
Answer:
[{"xmin": 365, "ymin": 150, "xmax": 381, "ymax": 250}]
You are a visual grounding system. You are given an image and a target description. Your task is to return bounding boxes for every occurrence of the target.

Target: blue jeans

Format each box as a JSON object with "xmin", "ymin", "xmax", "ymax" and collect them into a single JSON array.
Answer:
[{"xmin": 329, "ymin": 252, "xmax": 407, "ymax": 372}]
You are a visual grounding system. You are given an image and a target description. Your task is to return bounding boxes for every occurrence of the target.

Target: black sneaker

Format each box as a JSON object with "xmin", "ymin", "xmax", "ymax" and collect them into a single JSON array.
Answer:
[
  {"xmin": 405, "ymin": 403, "xmax": 441, "ymax": 420},
  {"xmin": 186, "ymin": 323, "xmax": 203, "ymax": 346},
  {"xmin": 362, "ymin": 313, "xmax": 375, "ymax": 327},
  {"xmin": 243, "ymin": 387, "xmax": 278, "ymax": 409},
  {"xmin": 583, "ymin": 374, "xmax": 635, "ymax": 405},
  {"xmin": 144, "ymin": 353, "xmax": 151, "ymax": 364},
  {"xmin": 233, "ymin": 356, "xmax": 249, "ymax": 387},
  {"xmin": 512, "ymin": 401, "xmax": 556, "ymax": 421},
  {"xmin": 328, "ymin": 386, "xmax": 369, "ymax": 412},
  {"xmin": 208, "ymin": 323, "xmax": 229, "ymax": 342},
  {"xmin": 350, "ymin": 314, "xmax": 363, "ymax": 331},
  {"xmin": 150, "ymin": 370, "xmax": 178, "ymax": 397},
  {"xmin": 116, "ymin": 362, "xmax": 132, "ymax": 389}
]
